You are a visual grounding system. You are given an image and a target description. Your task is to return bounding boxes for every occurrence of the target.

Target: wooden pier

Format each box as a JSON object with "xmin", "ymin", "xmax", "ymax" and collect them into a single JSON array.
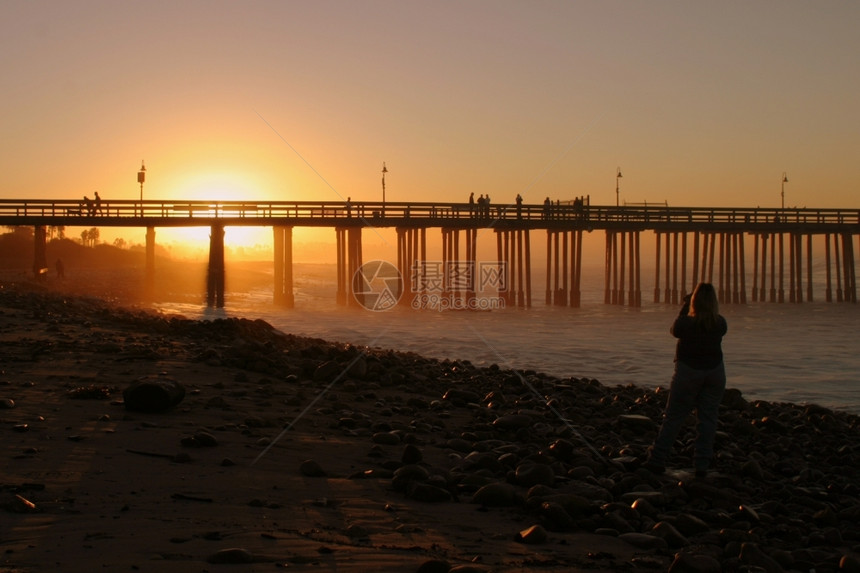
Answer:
[{"xmin": 1, "ymin": 198, "xmax": 857, "ymax": 308}]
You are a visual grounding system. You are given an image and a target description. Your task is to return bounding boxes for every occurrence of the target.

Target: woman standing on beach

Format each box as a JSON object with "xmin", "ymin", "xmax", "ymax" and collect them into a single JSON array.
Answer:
[{"xmin": 645, "ymin": 282, "xmax": 728, "ymax": 478}]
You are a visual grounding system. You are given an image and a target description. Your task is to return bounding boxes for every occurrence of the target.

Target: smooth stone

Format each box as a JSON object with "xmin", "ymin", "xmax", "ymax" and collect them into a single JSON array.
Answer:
[
  {"xmin": 415, "ymin": 559, "xmax": 451, "ymax": 573},
  {"xmin": 313, "ymin": 360, "xmax": 342, "ymax": 382},
  {"xmin": 617, "ymin": 414, "xmax": 656, "ymax": 431},
  {"xmin": 630, "ymin": 497, "xmax": 658, "ymax": 518},
  {"xmin": 472, "ymin": 482, "xmax": 520, "ymax": 507},
  {"xmin": 528, "ymin": 493, "xmax": 593, "ymax": 519},
  {"xmin": 300, "ymin": 459, "xmax": 327, "ymax": 477},
  {"xmin": 547, "ymin": 438, "xmax": 575, "ymax": 461},
  {"xmin": 738, "ymin": 504, "xmax": 761, "ymax": 523},
  {"xmin": 206, "ymin": 548, "xmax": 254, "ymax": 564},
  {"xmin": 620, "ymin": 490, "xmax": 665, "ymax": 505},
  {"xmin": 392, "ymin": 464, "xmax": 431, "ymax": 492},
  {"xmin": 668, "ymin": 552, "xmax": 722, "ymax": 573},
  {"xmin": 652, "ymin": 521, "xmax": 689, "ymax": 548},
  {"xmin": 192, "ymin": 431, "xmax": 218, "ymax": 447},
  {"xmin": 516, "ymin": 524, "xmax": 547, "ymax": 544},
  {"xmin": 603, "ymin": 511, "xmax": 635, "ymax": 534},
  {"xmin": 493, "ymin": 414, "xmax": 532, "ymax": 430},
  {"xmin": 441, "ymin": 388, "xmax": 481, "ymax": 405},
  {"xmin": 123, "ymin": 377, "xmax": 185, "ymax": 413},
  {"xmin": 347, "ymin": 356, "xmax": 367, "ymax": 378},
  {"xmin": 539, "ymin": 501, "xmax": 575, "ymax": 531},
  {"xmin": 401, "ymin": 443, "xmax": 423, "ymax": 464},
  {"xmin": 671, "ymin": 513, "xmax": 711, "ymax": 536},
  {"xmin": 741, "ymin": 459, "xmax": 766, "ymax": 480},
  {"xmin": 407, "ymin": 482, "xmax": 452, "ymax": 503},
  {"xmin": 371, "ymin": 432, "xmax": 401, "ymax": 445},
  {"xmin": 445, "ymin": 438, "xmax": 473, "ymax": 452},
  {"xmin": 840, "ymin": 554, "xmax": 860, "ymax": 573},
  {"xmin": 513, "ymin": 462, "xmax": 555, "ymax": 487},
  {"xmin": 739, "ymin": 542, "xmax": 784, "ymax": 573},
  {"xmin": 618, "ymin": 532, "xmax": 668, "ymax": 551}
]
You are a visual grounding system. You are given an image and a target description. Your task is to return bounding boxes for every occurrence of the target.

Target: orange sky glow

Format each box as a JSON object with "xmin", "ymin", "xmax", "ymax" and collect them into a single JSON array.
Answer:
[{"xmin": 1, "ymin": 1, "xmax": 858, "ymax": 259}]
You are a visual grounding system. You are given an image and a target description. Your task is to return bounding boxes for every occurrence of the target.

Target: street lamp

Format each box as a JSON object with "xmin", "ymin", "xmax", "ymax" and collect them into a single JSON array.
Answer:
[
  {"xmin": 616, "ymin": 167, "xmax": 623, "ymax": 207},
  {"xmin": 381, "ymin": 162, "xmax": 388, "ymax": 205},
  {"xmin": 137, "ymin": 161, "xmax": 146, "ymax": 215},
  {"xmin": 781, "ymin": 172, "xmax": 788, "ymax": 209}
]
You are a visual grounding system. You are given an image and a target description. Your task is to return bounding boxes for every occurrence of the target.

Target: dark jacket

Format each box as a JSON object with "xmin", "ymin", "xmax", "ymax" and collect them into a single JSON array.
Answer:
[{"xmin": 671, "ymin": 305, "xmax": 728, "ymax": 370}]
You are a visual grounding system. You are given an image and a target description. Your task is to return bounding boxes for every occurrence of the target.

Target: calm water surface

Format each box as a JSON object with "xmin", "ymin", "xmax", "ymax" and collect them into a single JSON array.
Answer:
[{"xmin": 157, "ymin": 263, "xmax": 860, "ymax": 414}]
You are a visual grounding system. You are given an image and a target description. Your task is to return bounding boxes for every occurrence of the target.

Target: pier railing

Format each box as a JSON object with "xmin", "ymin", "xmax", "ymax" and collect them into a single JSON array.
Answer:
[{"xmin": 1, "ymin": 199, "xmax": 859, "ymax": 231}]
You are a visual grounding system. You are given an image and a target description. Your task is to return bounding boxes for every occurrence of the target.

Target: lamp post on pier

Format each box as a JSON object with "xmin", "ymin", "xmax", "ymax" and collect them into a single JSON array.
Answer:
[
  {"xmin": 781, "ymin": 172, "xmax": 788, "ymax": 209},
  {"xmin": 381, "ymin": 162, "xmax": 388, "ymax": 216},
  {"xmin": 615, "ymin": 167, "xmax": 622, "ymax": 207},
  {"xmin": 381, "ymin": 162, "xmax": 387, "ymax": 204},
  {"xmin": 137, "ymin": 161, "xmax": 146, "ymax": 216}
]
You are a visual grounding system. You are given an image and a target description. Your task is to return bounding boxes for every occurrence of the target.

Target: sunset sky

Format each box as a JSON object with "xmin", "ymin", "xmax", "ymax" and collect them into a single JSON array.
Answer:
[{"xmin": 2, "ymin": 1, "xmax": 858, "ymax": 252}]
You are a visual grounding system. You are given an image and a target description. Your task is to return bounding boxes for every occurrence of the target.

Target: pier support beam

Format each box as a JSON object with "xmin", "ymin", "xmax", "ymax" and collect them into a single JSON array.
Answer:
[
  {"xmin": 499, "ymin": 229, "xmax": 530, "ymax": 307},
  {"xmin": 441, "ymin": 228, "xmax": 455, "ymax": 301},
  {"xmin": 807, "ymin": 234, "xmax": 814, "ymax": 302},
  {"xmin": 33, "ymin": 225, "xmax": 47, "ymax": 281},
  {"xmin": 273, "ymin": 226, "xmax": 295, "ymax": 307},
  {"xmin": 654, "ymin": 232, "xmax": 662, "ymax": 303},
  {"xmin": 336, "ymin": 227, "xmax": 363, "ymax": 306},
  {"xmin": 465, "ymin": 227, "xmax": 476, "ymax": 304},
  {"xmin": 207, "ymin": 223, "xmax": 225, "ymax": 308},
  {"xmin": 834, "ymin": 233, "xmax": 844, "ymax": 302},
  {"xmin": 692, "ymin": 232, "xmax": 701, "ymax": 290},
  {"xmin": 397, "ymin": 227, "xmax": 427, "ymax": 306},
  {"xmin": 778, "ymin": 233, "xmax": 785, "ymax": 303},
  {"xmin": 145, "ymin": 227, "xmax": 155, "ymax": 300},
  {"xmin": 769, "ymin": 232, "xmax": 777, "ymax": 302},
  {"xmin": 654, "ymin": 231, "xmax": 689, "ymax": 304},
  {"xmin": 825, "ymin": 233, "xmax": 833, "ymax": 302},
  {"xmin": 604, "ymin": 230, "xmax": 640, "ymax": 306},
  {"xmin": 844, "ymin": 233, "xmax": 857, "ymax": 303},
  {"xmin": 738, "ymin": 233, "xmax": 747, "ymax": 303},
  {"xmin": 570, "ymin": 229, "xmax": 582, "ymax": 307},
  {"xmin": 546, "ymin": 230, "xmax": 579, "ymax": 307}
]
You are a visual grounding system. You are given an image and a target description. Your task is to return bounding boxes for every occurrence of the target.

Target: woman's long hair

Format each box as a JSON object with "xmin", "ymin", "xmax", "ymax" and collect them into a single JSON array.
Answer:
[{"xmin": 689, "ymin": 282, "xmax": 720, "ymax": 330}]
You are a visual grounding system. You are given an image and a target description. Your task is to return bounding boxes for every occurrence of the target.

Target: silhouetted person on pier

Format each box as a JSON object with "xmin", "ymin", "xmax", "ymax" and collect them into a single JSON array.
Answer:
[
  {"xmin": 516, "ymin": 194, "xmax": 523, "ymax": 219},
  {"xmin": 644, "ymin": 282, "xmax": 728, "ymax": 479},
  {"xmin": 485, "ymin": 194, "xmax": 492, "ymax": 219},
  {"xmin": 83, "ymin": 195, "xmax": 94, "ymax": 216},
  {"xmin": 94, "ymin": 191, "xmax": 102, "ymax": 215},
  {"xmin": 345, "ymin": 197, "xmax": 352, "ymax": 218},
  {"xmin": 543, "ymin": 197, "xmax": 551, "ymax": 220},
  {"xmin": 468, "ymin": 192, "xmax": 475, "ymax": 217}
]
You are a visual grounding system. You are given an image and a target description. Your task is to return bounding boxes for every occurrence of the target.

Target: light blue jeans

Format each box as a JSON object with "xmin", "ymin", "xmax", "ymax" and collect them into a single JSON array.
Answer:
[{"xmin": 651, "ymin": 361, "xmax": 726, "ymax": 471}]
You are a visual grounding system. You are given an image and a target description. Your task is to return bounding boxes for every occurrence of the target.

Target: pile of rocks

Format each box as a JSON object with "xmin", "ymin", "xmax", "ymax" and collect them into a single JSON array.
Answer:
[{"xmin": 3, "ymin": 284, "xmax": 859, "ymax": 572}]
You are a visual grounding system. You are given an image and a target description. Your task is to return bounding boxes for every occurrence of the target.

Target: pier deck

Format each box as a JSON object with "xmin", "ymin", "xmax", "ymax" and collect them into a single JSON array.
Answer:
[{"xmin": 2, "ymin": 199, "xmax": 857, "ymax": 308}]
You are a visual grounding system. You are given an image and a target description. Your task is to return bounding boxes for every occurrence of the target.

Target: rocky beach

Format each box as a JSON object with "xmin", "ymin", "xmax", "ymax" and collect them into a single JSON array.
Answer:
[{"xmin": 2, "ymin": 280, "xmax": 860, "ymax": 573}]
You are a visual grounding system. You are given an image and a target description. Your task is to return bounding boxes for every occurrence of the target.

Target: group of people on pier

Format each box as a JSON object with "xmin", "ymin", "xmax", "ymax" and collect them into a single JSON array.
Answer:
[
  {"xmin": 467, "ymin": 192, "xmax": 496, "ymax": 219},
  {"xmin": 463, "ymin": 192, "xmax": 591, "ymax": 221},
  {"xmin": 543, "ymin": 195, "xmax": 589, "ymax": 221},
  {"xmin": 79, "ymin": 192, "xmax": 103, "ymax": 216}
]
